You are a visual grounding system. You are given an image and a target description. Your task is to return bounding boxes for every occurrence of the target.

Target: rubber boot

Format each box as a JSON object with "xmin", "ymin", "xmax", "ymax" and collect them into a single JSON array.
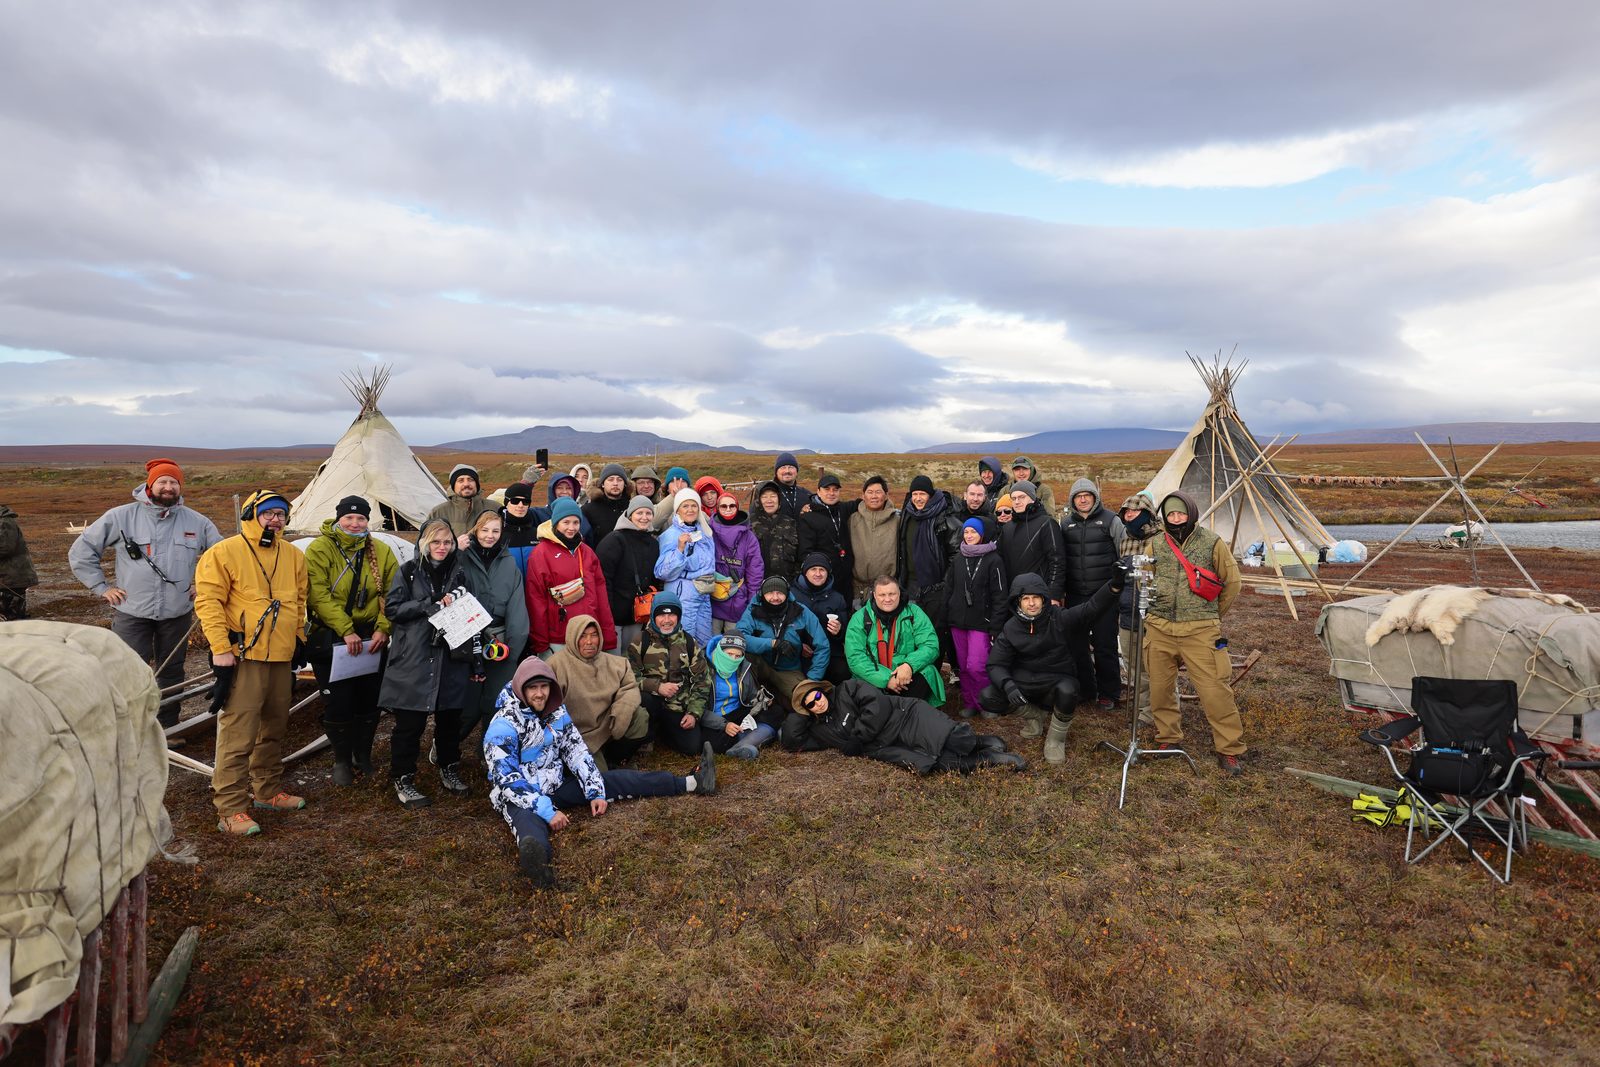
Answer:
[
  {"xmin": 1020, "ymin": 704, "xmax": 1045, "ymax": 739},
  {"xmin": 352, "ymin": 714, "xmax": 379, "ymax": 776},
  {"xmin": 325, "ymin": 720, "xmax": 355, "ymax": 786},
  {"xmin": 1043, "ymin": 714, "xmax": 1073, "ymax": 764}
]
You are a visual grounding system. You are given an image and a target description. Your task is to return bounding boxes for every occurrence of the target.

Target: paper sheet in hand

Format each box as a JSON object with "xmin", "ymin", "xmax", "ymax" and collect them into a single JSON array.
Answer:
[
  {"xmin": 429, "ymin": 591, "xmax": 492, "ymax": 648},
  {"xmin": 329, "ymin": 643, "xmax": 383, "ymax": 682}
]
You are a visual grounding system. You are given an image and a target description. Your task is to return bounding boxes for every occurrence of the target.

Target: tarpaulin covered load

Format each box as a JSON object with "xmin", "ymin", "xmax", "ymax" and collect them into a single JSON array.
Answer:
[
  {"xmin": 1, "ymin": 621, "xmax": 169, "ymax": 1027},
  {"xmin": 1317, "ymin": 591, "xmax": 1600, "ymax": 750}
]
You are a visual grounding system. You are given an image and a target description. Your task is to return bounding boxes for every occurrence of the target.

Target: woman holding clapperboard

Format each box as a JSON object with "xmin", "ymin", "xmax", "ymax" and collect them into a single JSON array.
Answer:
[{"xmin": 379, "ymin": 518, "xmax": 479, "ymax": 810}]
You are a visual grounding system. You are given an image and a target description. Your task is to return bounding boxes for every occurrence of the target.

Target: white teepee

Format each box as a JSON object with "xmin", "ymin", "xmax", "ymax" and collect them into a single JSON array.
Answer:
[
  {"xmin": 1145, "ymin": 354, "xmax": 1333, "ymax": 555},
  {"xmin": 287, "ymin": 367, "xmax": 447, "ymax": 536}
]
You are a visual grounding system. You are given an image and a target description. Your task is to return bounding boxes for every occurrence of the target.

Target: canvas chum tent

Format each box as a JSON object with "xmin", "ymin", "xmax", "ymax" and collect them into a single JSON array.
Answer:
[
  {"xmin": 1145, "ymin": 354, "xmax": 1334, "ymax": 558},
  {"xmin": 287, "ymin": 366, "xmax": 447, "ymax": 537}
]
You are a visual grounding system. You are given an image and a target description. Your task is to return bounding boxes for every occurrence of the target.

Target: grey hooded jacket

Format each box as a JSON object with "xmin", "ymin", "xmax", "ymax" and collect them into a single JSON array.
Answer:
[{"xmin": 69, "ymin": 485, "xmax": 223, "ymax": 620}]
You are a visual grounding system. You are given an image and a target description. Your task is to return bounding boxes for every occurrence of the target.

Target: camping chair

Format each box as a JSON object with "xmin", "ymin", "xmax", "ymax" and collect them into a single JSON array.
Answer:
[{"xmin": 1358, "ymin": 676, "xmax": 1549, "ymax": 885}]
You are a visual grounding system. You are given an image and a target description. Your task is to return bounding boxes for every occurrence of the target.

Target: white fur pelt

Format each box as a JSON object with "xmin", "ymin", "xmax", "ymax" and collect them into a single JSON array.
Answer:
[
  {"xmin": 1364, "ymin": 585, "xmax": 1494, "ymax": 647},
  {"xmin": 1486, "ymin": 587, "xmax": 1588, "ymax": 613}
]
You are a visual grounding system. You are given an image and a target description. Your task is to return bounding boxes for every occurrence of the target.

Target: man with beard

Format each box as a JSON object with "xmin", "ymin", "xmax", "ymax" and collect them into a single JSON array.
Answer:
[
  {"xmin": 953, "ymin": 480, "xmax": 993, "ymax": 526},
  {"xmin": 582, "ymin": 463, "xmax": 634, "ymax": 548},
  {"xmin": 1010, "ymin": 457, "xmax": 1057, "ymax": 517},
  {"xmin": 797, "ymin": 473, "xmax": 856, "ymax": 604},
  {"xmin": 426, "ymin": 463, "xmax": 497, "ymax": 544},
  {"xmin": 997, "ymin": 480, "xmax": 1064, "ymax": 605},
  {"xmin": 977, "ymin": 457, "xmax": 1009, "ymax": 505},
  {"xmin": 70, "ymin": 458, "xmax": 222, "ymax": 719},
  {"xmin": 1144, "ymin": 491, "xmax": 1248, "ymax": 776},
  {"xmin": 737, "ymin": 575, "xmax": 830, "ymax": 713},
  {"xmin": 772, "ymin": 452, "xmax": 808, "ymax": 518}
]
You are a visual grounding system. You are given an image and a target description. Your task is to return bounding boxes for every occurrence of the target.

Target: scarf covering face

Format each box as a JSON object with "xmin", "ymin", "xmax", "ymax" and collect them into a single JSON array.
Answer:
[
  {"xmin": 903, "ymin": 490, "xmax": 950, "ymax": 587},
  {"xmin": 711, "ymin": 644, "xmax": 743, "ymax": 677}
]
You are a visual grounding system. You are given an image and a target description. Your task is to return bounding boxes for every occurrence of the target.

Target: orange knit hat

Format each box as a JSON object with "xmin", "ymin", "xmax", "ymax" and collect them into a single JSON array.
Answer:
[{"xmin": 145, "ymin": 458, "xmax": 183, "ymax": 488}]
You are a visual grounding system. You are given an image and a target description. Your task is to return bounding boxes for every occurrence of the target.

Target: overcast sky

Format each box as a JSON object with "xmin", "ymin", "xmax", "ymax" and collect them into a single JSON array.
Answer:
[{"xmin": 2, "ymin": 1, "xmax": 1597, "ymax": 451}]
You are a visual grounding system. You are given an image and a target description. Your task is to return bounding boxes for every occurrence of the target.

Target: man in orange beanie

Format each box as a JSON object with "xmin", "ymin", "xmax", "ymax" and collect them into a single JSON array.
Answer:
[{"xmin": 70, "ymin": 458, "xmax": 223, "ymax": 722}]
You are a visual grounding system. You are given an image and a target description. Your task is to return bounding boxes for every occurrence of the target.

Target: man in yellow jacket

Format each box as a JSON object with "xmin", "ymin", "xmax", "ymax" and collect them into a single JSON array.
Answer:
[{"xmin": 194, "ymin": 491, "xmax": 309, "ymax": 835}]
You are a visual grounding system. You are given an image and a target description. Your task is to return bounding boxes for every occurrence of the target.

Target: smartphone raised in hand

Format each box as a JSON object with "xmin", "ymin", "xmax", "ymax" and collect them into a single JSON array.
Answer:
[{"xmin": 535, "ymin": 447, "xmax": 549, "ymax": 468}]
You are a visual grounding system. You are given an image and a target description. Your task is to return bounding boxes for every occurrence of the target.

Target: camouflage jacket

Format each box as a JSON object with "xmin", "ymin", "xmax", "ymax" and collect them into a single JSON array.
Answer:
[
  {"xmin": 627, "ymin": 625, "xmax": 710, "ymax": 719},
  {"xmin": 749, "ymin": 507, "xmax": 801, "ymax": 585}
]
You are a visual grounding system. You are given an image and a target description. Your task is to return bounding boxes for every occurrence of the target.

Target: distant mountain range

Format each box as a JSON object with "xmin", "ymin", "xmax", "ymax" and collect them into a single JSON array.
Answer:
[
  {"xmin": 1295, "ymin": 422, "xmax": 1600, "ymax": 445},
  {"xmin": 911, "ymin": 427, "xmax": 1187, "ymax": 455},
  {"xmin": 435, "ymin": 424, "xmax": 814, "ymax": 457}
]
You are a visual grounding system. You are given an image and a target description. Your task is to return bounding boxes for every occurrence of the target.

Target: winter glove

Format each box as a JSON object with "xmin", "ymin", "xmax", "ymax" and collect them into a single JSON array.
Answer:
[
  {"xmin": 772, "ymin": 639, "xmax": 797, "ymax": 661},
  {"xmin": 1005, "ymin": 681, "xmax": 1026, "ymax": 709},
  {"xmin": 1110, "ymin": 561, "xmax": 1129, "ymax": 594}
]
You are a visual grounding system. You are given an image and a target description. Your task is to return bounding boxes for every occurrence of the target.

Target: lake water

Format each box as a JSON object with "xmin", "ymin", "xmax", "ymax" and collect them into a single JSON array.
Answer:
[{"xmin": 1325, "ymin": 521, "xmax": 1600, "ymax": 551}]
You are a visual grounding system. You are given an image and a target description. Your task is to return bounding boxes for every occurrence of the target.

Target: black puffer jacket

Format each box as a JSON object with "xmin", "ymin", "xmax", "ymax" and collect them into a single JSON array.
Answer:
[
  {"xmin": 998, "ymin": 505, "xmax": 1064, "ymax": 601},
  {"xmin": 583, "ymin": 488, "xmax": 632, "ymax": 549},
  {"xmin": 987, "ymin": 573, "xmax": 1118, "ymax": 692},
  {"xmin": 780, "ymin": 679, "xmax": 960, "ymax": 775},
  {"xmin": 790, "ymin": 551, "xmax": 849, "ymax": 662},
  {"xmin": 796, "ymin": 494, "xmax": 855, "ymax": 598},
  {"xmin": 1060, "ymin": 479, "xmax": 1122, "ymax": 599},
  {"xmin": 595, "ymin": 517, "xmax": 660, "ymax": 626}
]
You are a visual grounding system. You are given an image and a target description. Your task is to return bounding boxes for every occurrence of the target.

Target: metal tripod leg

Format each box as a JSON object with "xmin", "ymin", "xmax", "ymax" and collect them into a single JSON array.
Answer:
[{"xmin": 1095, "ymin": 604, "xmax": 1197, "ymax": 808}]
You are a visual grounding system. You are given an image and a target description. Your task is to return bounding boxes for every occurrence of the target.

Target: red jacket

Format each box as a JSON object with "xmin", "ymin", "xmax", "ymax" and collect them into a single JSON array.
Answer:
[{"xmin": 525, "ymin": 523, "xmax": 617, "ymax": 652}]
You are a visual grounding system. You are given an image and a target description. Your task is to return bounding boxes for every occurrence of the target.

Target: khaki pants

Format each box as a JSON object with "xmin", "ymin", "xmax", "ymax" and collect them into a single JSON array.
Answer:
[
  {"xmin": 1144, "ymin": 620, "xmax": 1245, "ymax": 756},
  {"xmin": 212, "ymin": 659, "xmax": 294, "ymax": 816},
  {"xmin": 1118, "ymin": 627, "xmax": 1152, "ymax": 716}
]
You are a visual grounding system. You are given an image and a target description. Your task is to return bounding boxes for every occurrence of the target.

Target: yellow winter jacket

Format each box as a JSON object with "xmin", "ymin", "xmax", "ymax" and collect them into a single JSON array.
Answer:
[{"xmin": 194, "ymin": 519, "xmax": 308, "ymax": 662}]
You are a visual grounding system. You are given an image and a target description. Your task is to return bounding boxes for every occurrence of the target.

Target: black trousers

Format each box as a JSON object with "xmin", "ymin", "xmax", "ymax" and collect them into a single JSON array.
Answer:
[
  {"xmin": 642, "ymin": 691, "xmax": 739, "ymax": 755},
  {"xmin": 0, "ymin": 588, "xmax": 25, "ymax": 621},
  {"xmin": 979, "ymin": 676, "xmax": 1081, "ymax": 720},
  {"xmin": 502, "ymin": 769, "xmax": 685, "ymax": 864},
  {"xmin": 1065, "ymin": 593, "xmax": 1121, "ymax": 702},
  {"xmin": 390, "ymin": 706, "xmax": 461, "ymax": 777},
  {"xmin": 322, "ymin": 666, "xmax": 384, "ymax": 761}
]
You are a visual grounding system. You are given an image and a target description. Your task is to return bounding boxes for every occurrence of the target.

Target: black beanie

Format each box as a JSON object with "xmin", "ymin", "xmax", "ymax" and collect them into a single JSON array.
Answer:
[
  {"xmin": 909, "ymin": 475, "xmax": 935, "ymax": 495},
  {"xmin": 335, "ymin": 495, "xmax": 371, "ymax": 519},
  {"xmin": 504, "ymin": 482, "xmax": 534, "ymax": 504}
]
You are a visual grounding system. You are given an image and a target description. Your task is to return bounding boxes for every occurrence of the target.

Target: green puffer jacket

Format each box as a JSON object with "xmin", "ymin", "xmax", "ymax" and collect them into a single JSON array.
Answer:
[
  {"xmin": 304, "ymin": 520, "xmax": 399, "ymax": 638},
  {"xmin": 843, "ymin": 600, "xmax": 945, "ymax": 704}
]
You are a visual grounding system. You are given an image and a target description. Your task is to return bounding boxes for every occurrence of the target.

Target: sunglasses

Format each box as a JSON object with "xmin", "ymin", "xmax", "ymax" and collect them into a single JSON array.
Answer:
[
  {"xmin": 802, "ymin": 689, "xmax": 825, "ymax": 708},
  {"xmin": 718, "ymin": 503, "xmax": 739, "ymax": 510},
  {"xmin": 995, "ymin": 508, "xmax": 1014, "ymax": 516}
]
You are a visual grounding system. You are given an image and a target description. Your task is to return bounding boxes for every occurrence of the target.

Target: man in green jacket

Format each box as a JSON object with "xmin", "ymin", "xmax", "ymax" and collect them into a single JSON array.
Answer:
[
  {"xmin": 844, "ymin": 576, "xmax": 944, "ymax": 704},
  {"xmin": 304, "ymin": 496, "xmax": 399, "ymax": 784},
  {"xmin": 426, "ymin": 463, "xmax": 497, "ymax": 543},
  {"xmin": 1145, "ymin": 491, "xmax": 1247, "ymax": 776}
]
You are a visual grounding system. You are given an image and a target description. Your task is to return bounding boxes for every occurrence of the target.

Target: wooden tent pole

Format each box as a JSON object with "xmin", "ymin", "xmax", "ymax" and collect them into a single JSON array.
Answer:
[
  {"xmin": 1414, "ymin": 436, "xmax": 1540, "ymax": 591},
  {"xmin": 1336, "ymin": 444, "xmax": 1501, "ymax": 593},
  {"xmin": 1215, "ymin": 426, "xmax": 1298, "ymax": 618}
]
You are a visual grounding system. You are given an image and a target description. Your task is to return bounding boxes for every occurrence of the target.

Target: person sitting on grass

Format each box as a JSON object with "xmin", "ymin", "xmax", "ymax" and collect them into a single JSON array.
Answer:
[
  {"xmin": 549, "ymin": 615, "xmax": 648, "ymax": 771},
  {"xmin": 980, "ymin": 570, "xmax": 1123, "ymax": 765},
  {"xmin": 704, "ymin": 632, "xmax": 782, "ymax": 760},
  {"xmin": 486, "ymin": 657, "xmax": 718, "ymax": 888},
  {"xmin": 843, "ymin": 576, "xmax": 944, "ymax": 704},
  {"xmin": 781, "ymin": 679, "xmax": 1026, "ymax": 775},
  {"xmin": 737, "ymin": 575, "xmax": 830, "ymax": 714},
  {"xmin": 628, "ymin": 591, "xmax": 727, "ymax": 756}
]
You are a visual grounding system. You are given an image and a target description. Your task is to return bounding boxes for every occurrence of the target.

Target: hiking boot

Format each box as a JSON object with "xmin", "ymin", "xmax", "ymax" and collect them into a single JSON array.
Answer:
[
  {"xmin": 253, "ymin": 792, "xmax": 306, "ymax": 811},
  {"xmin": 1043, "ymin": 715, "xmax": 1073, "ymax": 764},
  {"xmin": 726, "ymin": 740, "xmax": 758, "ymax": 761},
  {"xmin": 393, "ymin": 775, "xmax": 432, "ymax": 809},
  {"xmin": 1216, "ymin": 753, "xmax": 1243, "ymax": 777},
  {"xmin": 217, "ymin": 812, "xmax": 261, "ymax": 836},
  {"xmin": 331, "ymin": 759, "xmax": 355, "ymax": 787},
  {"xmin": 695, "ymin": 742, "xmax": 717, "ymax": 796},
  {"xmin": 518, "ymin": 837, "xmax": 556, "ymax": 889},
  {"xmin": 1152, "ymin": 741, "xmax": 1182, "ymax": 752},
  {"xmin": 1095, "ymin": 697, "xmax": 1118, "ymax": 712},
  {"xmin": 439, "ymin": 764, "xmax": 471, "ymax": 798},
  {"xmin": 958, "ymin": 706, "xmax": 977, "ymax": 719}
]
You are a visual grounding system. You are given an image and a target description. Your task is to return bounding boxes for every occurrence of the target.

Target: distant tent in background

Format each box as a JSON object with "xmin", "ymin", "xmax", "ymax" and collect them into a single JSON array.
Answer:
[
  {"xmin": 1146, "ymin": 354, "xmax": 1335, "ymax": 556},
  {"xmin": 287, "ymin": 366, "xmax": 446, "ymax": 537}
]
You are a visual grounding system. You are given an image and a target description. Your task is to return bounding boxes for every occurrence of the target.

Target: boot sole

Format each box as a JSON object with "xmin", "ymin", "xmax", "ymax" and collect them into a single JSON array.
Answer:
[{"xmin": 518, "ymin": 839, "xmax": 556, "ymax": 887}]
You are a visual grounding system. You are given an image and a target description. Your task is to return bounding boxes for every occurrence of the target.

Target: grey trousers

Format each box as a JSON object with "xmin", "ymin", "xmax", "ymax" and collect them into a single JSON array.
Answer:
[{"xmin": 111, "ymin": 610, "xmax": 193, "ymax": 719}]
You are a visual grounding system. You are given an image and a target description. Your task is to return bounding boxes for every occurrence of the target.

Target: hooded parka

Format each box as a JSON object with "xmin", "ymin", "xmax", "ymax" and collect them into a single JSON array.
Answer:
[
  {"xmin": 548, "ymin": 614, "xmax": 643, "ymax": 754},
  {"xmin": 526, "ymin": 517, "xmax": 615, "ymax": 654},
  {"xmin": 749, "ymin": 479, "xmax": 801, "ymax": 583},
  {"xmin": 193, "ymin": 514, "xmax": 307, "ymax": 662},
  {"xmin": 1060, "ymin": 477, "xmax": 1125, "ymax": 599},
  {"xmin": 375, "ymin": 525, "xmax": 469, "ymax": 712}
]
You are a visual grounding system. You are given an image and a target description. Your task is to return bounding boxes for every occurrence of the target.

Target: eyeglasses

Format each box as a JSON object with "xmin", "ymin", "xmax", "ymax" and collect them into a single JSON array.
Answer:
[{"xmin": 995, "ymin": 509, "xmax": 1014, "ymax": 516}]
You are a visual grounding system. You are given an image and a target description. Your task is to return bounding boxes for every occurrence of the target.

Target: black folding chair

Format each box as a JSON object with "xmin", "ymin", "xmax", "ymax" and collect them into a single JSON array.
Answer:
[{"xmin": 1358, "ymin": 676, "xmax": 1550, "ymax": 884}]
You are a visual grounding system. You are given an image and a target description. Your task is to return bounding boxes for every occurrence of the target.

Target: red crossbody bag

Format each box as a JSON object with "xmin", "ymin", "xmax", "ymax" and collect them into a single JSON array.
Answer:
[{"xmin": 1164, "ymin": 532, "xmax": 1224, "ymax": 602}]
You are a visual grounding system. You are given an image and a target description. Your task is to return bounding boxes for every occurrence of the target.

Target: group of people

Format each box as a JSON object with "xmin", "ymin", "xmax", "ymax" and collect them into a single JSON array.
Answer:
[{"xmin": 29, "ymin": 447, "xmax": 1249, "ymax": 888}]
